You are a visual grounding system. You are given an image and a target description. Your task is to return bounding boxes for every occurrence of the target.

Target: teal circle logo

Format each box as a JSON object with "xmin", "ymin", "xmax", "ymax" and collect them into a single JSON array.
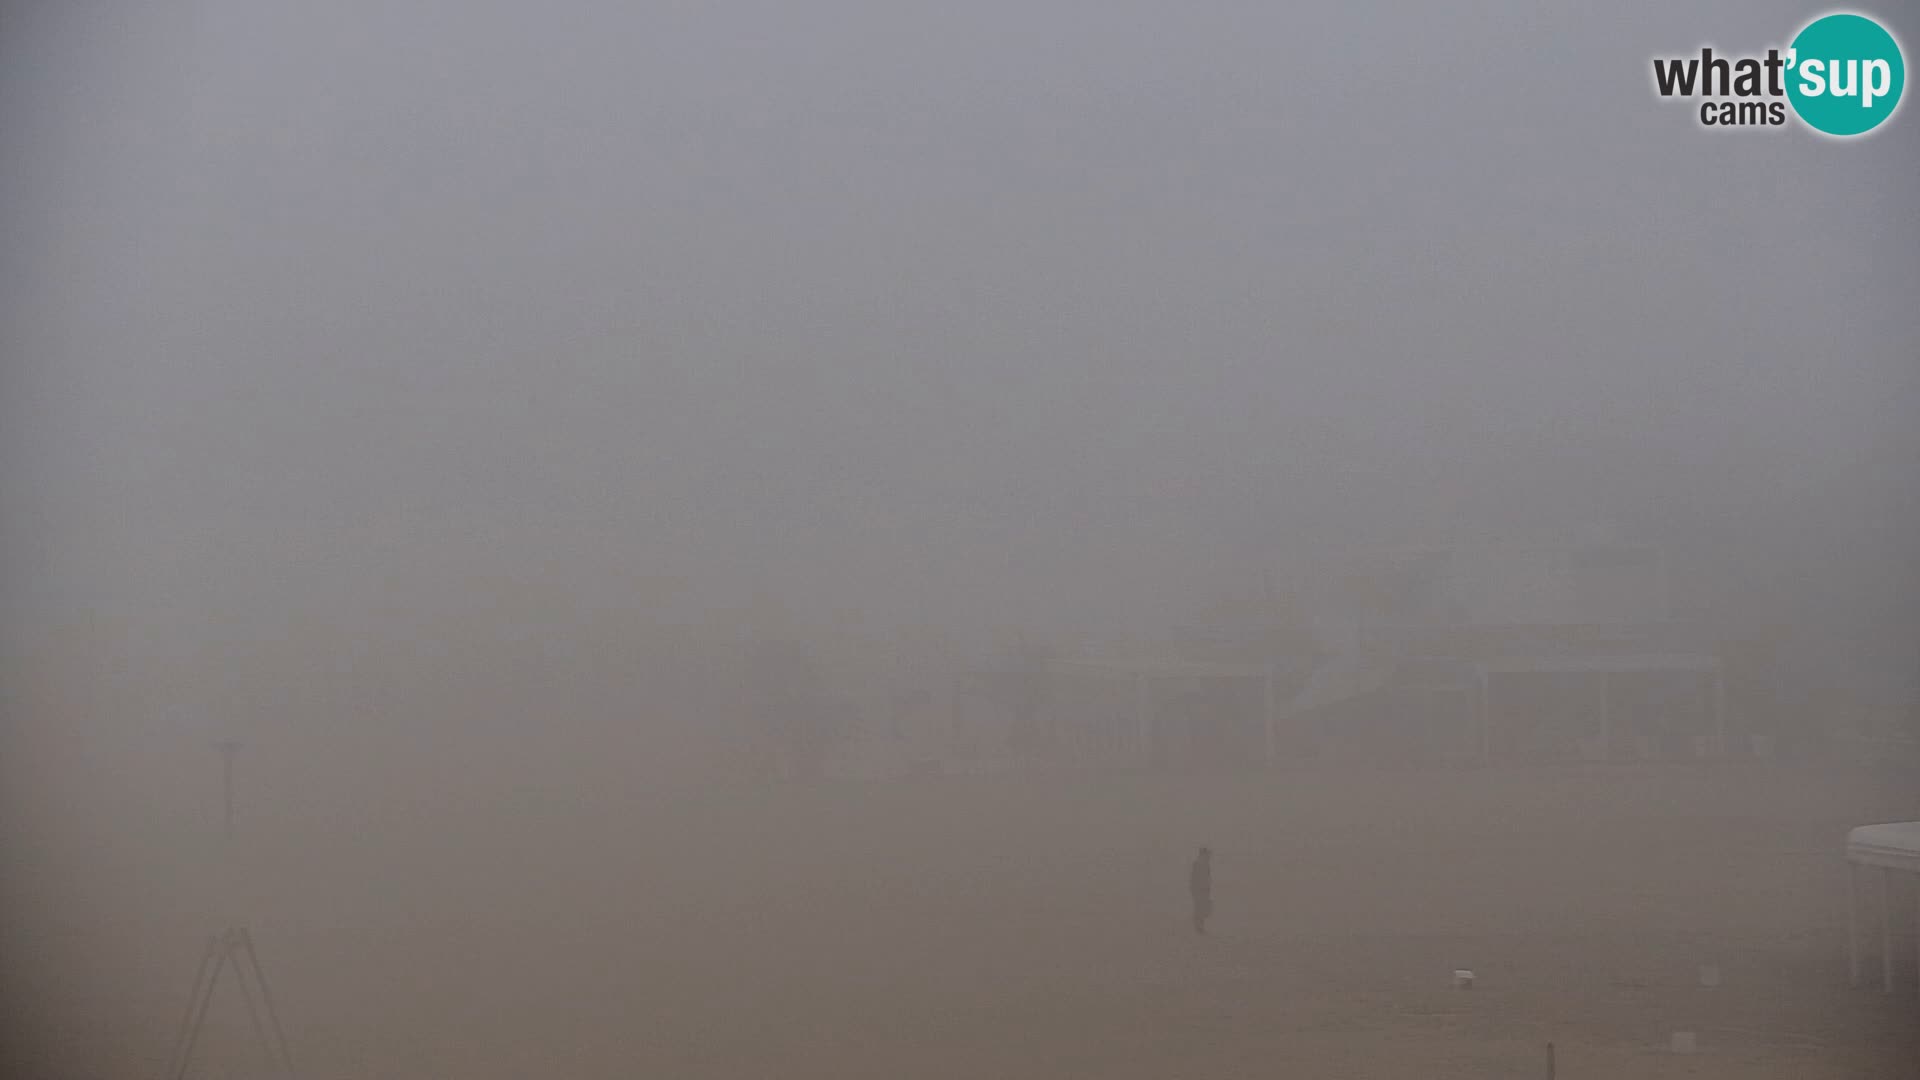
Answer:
[{"xmin": 1786, "ymin": 13, "xmax": 1905, "ymax": 136}]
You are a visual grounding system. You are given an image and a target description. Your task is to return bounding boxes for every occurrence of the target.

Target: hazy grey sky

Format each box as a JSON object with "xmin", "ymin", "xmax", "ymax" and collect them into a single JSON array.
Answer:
[{"xmin": 3, "ymin": 0, "xmax": 1916, "ymax": 658}]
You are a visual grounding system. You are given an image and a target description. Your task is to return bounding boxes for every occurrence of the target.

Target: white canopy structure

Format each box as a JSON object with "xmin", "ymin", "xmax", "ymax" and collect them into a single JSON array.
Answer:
[
  {"xmin": 1285, "ymin": 650, "xmax": 1395, "ymax": 717},
  {"xmin": 1474, "ymin": 652, "xmax": 1726, "ymax": 759},
  {"xmin": 1045, "ymin": 656, "xmax": 1282, "ymax": 761},
  {"xmin": 1847, "ymin": 821, "xmax": 1920, "ymax": 993}
]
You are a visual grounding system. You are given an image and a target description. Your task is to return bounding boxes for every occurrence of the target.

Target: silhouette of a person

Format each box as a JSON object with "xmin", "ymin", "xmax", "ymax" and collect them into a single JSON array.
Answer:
[{"xmin": 1189, "ymin": 846, "xmax": 1213, "ymax": 935}]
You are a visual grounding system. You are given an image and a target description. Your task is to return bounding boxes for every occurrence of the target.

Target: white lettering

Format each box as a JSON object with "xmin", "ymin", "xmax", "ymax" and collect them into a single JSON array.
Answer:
[
  {"xmin": 1800, "ymin": 58, "xmax": 1827, "ymax": 96},
  {"xmin": 1863, "ymin": 59, "xmax": 1891, "ymax": 108},
  {"xmin": 1830, "ymin": 58, "xmax": 1859, "ymax": 98}
]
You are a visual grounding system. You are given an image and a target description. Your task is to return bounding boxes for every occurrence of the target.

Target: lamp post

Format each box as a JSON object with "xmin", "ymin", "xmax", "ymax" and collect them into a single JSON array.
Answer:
[
  {"xmin": 158, "ymin": 736, "xmax": 296, "ymax": 1079},
  {"xmin": 213, "ymin": 737, "xmax": 243, "ymax": 842}
]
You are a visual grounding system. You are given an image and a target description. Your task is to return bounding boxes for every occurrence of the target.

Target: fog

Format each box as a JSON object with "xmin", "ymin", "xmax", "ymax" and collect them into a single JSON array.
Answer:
[{"xmin": 2, "ymin": 2, "xmax": 1917, "ymax": 1076}]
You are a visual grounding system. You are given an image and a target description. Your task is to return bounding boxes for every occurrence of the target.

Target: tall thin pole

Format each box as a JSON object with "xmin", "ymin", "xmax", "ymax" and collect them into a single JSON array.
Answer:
[
  {"xmin": 1479, "ymin": 673, "xmax": 1493, "ymax": 761},
  {"xmin": 1711, "ymin": 666, "xmax": 1727, "ymax": 758},
  {"xmin": 164, "ymin": 737, "xmax": 297, "ymax": 1078},
  {"xmin": 1262, "ymin": 662, "xmax": 1277, "ymax": 765},
  {"xmin": 1135, "ymin": 671, "xmax": 1150, "ymax": 759},
  {"xmin": 1881, "ymin": 866, "xmax": 1895, "ymax": 993},
  {"xmin": 215, "ymin": 739, "xmax": 243, "ymax": 841},
  {"xmin": 1848, "ymin": 862, "xmax": 1861, "ymax": 987}
]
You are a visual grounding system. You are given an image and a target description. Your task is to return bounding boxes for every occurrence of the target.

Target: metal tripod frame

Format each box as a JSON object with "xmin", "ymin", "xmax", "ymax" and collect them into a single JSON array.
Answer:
[{"xmin": 162, "ymin": 926, "xmax": 295, "ymax": 1079}]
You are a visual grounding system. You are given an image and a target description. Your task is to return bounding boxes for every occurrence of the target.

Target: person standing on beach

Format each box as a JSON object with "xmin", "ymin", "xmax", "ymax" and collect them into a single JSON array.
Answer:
[{"xmin": 1189, "ymin": 846, "xmax": 1213, "ymax": 935}]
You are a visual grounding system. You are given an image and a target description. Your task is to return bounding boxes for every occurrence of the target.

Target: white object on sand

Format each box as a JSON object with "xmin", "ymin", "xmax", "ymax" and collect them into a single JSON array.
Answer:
[{"xmin": 1845, "ymin": 820, "xmax": 1920, "ymax": 993}]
